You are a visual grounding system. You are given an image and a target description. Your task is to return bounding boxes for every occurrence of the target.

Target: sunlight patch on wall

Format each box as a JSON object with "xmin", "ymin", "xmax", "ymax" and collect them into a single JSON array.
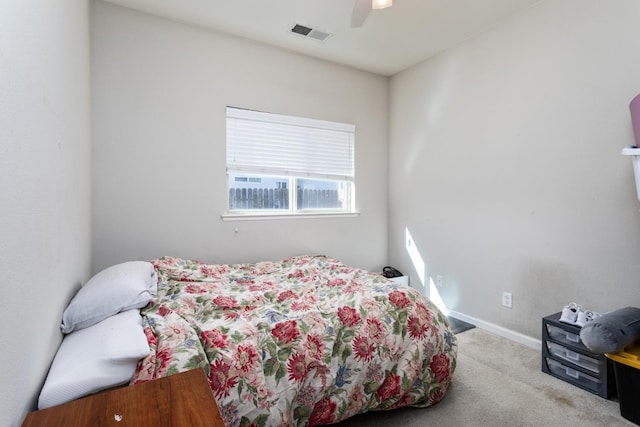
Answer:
[
  {"xmin": 405, "ymin": 227, "xmax": 447, "ymax": 314},
  {"xmin": 405, "ymin": 228, "xmax": 425, "ymax": 287},
  {"xmin": 428, "ymin": 276, "xmax": 448, "ymax": 315}
]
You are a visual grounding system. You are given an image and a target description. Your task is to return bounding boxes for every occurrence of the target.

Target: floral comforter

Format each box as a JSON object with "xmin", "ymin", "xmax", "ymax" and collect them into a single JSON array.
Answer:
[{"xmin": 132, "ymin": 255, "xmax": 457, "ymax": 426}]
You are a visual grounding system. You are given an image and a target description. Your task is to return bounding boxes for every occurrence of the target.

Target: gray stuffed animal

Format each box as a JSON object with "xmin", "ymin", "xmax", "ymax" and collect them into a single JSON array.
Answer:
[{"xmin": 580, "ymin": 307, "xmax": 640, "ymax": 354}]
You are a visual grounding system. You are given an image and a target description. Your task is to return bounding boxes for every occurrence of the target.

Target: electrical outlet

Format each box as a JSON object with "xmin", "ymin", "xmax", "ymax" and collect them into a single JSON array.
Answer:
[
  {"xmin": 502, "ymin": 292, "xmax": 513, "ymax": 308},
  {"xmin": 436, "ymin": 275, "xmax": 443, "ymax": 288}
]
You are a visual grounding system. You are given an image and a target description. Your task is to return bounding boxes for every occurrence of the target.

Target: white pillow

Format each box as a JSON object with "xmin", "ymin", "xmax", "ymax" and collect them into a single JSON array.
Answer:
[
  {"xmin": 61, "ymin": 261, "xmax": 157, "ymax": 334},
  {"xmin": 38, "ymin": 309, "xmax": 150, "ymax": 409}
]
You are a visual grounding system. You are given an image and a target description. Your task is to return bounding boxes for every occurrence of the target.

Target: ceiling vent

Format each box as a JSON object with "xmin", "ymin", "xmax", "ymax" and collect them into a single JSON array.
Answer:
[{"xmin": 290, "ymin": 24, "xmax": 332, "ymax": 42}]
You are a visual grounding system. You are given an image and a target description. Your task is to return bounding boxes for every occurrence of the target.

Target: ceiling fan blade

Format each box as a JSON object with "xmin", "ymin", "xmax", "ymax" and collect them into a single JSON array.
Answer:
[{"xmin": 351, "ymin": 0, "xmax": 371, "ymax": 28}]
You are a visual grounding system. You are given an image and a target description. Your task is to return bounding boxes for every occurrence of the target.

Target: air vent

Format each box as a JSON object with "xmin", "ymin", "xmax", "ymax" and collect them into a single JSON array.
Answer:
[{"xmin": 290, "ymin": 24, "xmax": 332, "ymax": 42}]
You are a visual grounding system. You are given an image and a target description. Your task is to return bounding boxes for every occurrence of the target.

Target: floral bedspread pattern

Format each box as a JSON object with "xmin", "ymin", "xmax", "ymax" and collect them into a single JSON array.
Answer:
[{"xmin": 132, "ymin": 255, "xmax": 457, "ymax": 426}]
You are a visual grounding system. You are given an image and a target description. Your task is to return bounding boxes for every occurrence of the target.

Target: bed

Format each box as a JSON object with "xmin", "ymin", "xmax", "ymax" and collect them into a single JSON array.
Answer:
[{"xmin": 131, "ymin": 255, "xmax": 457, "ymax": 426}]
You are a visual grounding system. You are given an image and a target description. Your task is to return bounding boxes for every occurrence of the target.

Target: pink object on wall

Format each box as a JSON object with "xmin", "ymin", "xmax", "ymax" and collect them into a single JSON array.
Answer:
[{"xmin": 631, "ymin": 94, "xmax": 640, "ymax": 147}]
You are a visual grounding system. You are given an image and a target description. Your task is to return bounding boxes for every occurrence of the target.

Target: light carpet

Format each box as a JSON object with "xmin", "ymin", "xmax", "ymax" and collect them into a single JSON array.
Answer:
[{"xmin": 336, "ymin": 328, "xmax": 635, "ymax": 426}]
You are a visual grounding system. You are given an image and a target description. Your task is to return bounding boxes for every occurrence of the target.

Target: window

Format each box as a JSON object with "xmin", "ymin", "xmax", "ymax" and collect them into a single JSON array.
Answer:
[{"xmin": 226, "ymin": 107, "xmax": 355, "ymax": 216}]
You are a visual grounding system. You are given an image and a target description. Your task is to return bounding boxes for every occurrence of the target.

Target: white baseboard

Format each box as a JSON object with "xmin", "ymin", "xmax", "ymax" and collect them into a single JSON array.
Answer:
[{"xmin": 446, "ymin": 309, "xmax": 542, "ymax": 350}]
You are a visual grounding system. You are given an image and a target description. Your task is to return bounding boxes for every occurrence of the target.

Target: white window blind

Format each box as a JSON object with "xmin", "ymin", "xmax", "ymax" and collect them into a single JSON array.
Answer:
[{"xmin": 226, "ymin": 107, "xmax": 355, "ymax": 181}]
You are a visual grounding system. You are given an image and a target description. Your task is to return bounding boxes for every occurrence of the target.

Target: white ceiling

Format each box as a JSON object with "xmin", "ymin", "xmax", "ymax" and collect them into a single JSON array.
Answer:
[{"xmin": 103, "ymin": 0, "xmax": 541, "ymax": 76}]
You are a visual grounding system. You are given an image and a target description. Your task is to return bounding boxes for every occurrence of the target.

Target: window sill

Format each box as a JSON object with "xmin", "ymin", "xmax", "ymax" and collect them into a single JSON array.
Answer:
[{"xmin": 221, "ymin": 211, "xmax": 360, "ymax": 221}]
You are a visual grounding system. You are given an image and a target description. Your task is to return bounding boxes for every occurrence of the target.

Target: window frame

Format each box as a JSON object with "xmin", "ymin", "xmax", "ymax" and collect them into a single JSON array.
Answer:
[{"xmin": 223, "ymin": 107, "xmax": 358, "ymax": 220}]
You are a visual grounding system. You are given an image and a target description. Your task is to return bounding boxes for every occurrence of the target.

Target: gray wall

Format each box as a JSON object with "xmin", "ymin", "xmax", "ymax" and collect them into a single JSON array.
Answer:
[
  {"xmin": 0, "ymin": 1, "xmax": 92, "ymax": 426},
  {"xmin": 389, "ymin": 0, "xmax": 640, "ymax": 340},
  {"xmin": 7, "ymin": 2, "xmax": 640, "ymax": 425},
  {"xmin": 90, "ymin": 1, "xmax": 389, "ymax": 273}
]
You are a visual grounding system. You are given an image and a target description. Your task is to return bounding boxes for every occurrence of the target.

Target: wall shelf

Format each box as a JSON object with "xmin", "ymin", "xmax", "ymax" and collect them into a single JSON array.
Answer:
[{"xmin": 622, "ymin": 146, "xmax": 640, "ymax": 200}]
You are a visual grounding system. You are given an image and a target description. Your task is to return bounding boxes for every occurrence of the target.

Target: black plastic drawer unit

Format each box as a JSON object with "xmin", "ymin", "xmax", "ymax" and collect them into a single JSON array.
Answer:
[{"xmin": 541, "ymin": 312, "xmax": 616, "ymax": 399}]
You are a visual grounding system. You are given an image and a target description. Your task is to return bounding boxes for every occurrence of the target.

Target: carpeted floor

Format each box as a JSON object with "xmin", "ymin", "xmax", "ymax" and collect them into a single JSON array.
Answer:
[{"xmin": 335, "ymin": 328, "xmax": 635, "ymax": 426}]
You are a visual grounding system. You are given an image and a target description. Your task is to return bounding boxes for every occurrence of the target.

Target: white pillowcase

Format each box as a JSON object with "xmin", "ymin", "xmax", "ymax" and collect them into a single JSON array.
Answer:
[
  {"xmin": 38, "ymin": 309, "xmax": 151, "ymax": 409},
  {"xmin": 61, "ymin": 261, "xmax": 158, "ymax": 334}
]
